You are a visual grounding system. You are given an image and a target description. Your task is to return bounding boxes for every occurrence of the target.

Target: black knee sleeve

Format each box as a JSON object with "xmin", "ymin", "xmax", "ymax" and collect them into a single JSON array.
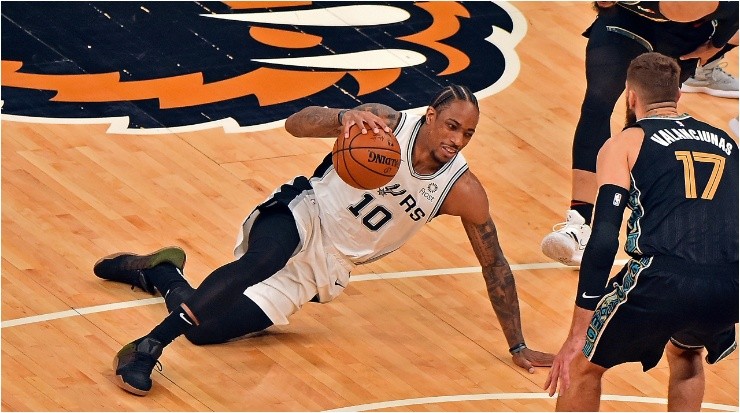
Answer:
[
  {"xmin": 184, "ymin": 295, "xmax": 273, "ymax": 345},
  {"xmin": 573, "ymin": 105, "xmax": 614, "ymax": 172},
  {"xmin": 572, "ymin": 37, "xmax": 640, "ymax": 172}
]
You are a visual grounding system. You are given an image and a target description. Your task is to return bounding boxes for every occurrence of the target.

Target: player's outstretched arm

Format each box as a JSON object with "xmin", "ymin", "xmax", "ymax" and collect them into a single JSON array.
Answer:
[
  {"xmin": 462, "ymin": 216, "xmax": 554, "ymax": 373},
  {"xmin": 443, "ymin": 171, "xmax": 554, "ymax": 373},
  {"xmin": 285, "ymin": 103, "xmax": 399, "ymax": 139}
]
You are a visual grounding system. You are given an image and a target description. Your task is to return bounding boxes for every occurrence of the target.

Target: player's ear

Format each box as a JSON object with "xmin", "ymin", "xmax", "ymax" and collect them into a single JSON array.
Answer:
[
  {"xmin": 627, "ymin": 89, "xmax": 637, "ymax": 109},
  {"xmin": 425, "ymin": 106, "xmax": 436, "ymax": 124}
]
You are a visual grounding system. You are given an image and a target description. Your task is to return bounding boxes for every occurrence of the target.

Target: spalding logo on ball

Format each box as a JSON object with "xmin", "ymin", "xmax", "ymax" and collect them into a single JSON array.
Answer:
[{"xmin": 332, "ymin": 124, "xmax": 402, "ymax": 190}]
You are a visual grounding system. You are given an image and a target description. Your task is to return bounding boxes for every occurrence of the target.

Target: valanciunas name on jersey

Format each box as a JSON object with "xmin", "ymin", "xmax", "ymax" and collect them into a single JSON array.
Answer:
[{"xmin": 649, "ymin": 128, "xmax": 733, "ymax": 155}]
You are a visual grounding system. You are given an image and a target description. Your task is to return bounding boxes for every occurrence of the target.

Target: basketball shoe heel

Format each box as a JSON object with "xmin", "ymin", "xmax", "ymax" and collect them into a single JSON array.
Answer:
[
  {"xmin": 93, "ymin": 246, "xmax": 186, "ymax": 294},
  {"xmin": 541, "ymin": 210, "xmax": 591, "ymax": 267},
  {"xmin": 113, "ymin": 337, "xmax": 163, "ymax": 396}
]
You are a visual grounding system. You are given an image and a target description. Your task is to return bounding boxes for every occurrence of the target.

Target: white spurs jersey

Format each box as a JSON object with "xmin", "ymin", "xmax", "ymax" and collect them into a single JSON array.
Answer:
[{"xmin": 311, "ymin": 112, "xmax": 469, "ymax": 264}]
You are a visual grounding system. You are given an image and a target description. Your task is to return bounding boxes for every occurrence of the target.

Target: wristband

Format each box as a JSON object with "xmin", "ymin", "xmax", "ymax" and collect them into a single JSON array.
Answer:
[
  {"xmin": 338, "ymin": 109, "xmax": 349, "ymax": 125},
  {"xmin": 509, "ymin": 343, "xmax": 527, "ymax": 355}
]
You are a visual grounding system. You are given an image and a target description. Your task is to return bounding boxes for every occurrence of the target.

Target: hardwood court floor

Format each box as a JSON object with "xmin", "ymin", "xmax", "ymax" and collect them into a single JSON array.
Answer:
[{"xmin": 2, "ymin": 2, "xmax": 738, "ymax": 411}]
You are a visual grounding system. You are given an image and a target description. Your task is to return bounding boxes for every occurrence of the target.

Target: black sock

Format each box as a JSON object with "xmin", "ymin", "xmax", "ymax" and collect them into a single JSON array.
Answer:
[
  {"xmin": 706, "ymin": 44, "xmax": 737, "ymax": 65},
  {"xmin": 570, "ymin": 200, "xmax": 594, "ymax": 225},
  {"xmin": 144, "ymin": 264, "xmax": 190, "ymax": 297},
  {"xmin": 145, "ymin": 263, "xmax": 194, "ymax": 311},
  {"xmin": 147, "ymin": 306, "xmax": 197, "ymax": 346}
]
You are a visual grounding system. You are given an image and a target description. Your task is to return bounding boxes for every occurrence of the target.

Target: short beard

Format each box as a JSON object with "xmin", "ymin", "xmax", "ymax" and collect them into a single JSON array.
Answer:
[{"xmin": 625, "ymin": 100, "xmax": 637, "ymax": 127}]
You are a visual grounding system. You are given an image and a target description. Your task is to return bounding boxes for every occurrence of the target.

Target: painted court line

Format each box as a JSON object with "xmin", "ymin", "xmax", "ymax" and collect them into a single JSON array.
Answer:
[
  {"xmin": 0, "ymin": 258, "xmax": 620, "ymax": 328},
  {"xmin": 1, "ymin": 297, "xmax": 164, "ymax": 328},
  {"xmin": 323, "ymin": 393, "xmax": 738, "ymax": 411},
  {"xmin": 4, "ymin": 260, "xmax": 736, "ymax": 411}
]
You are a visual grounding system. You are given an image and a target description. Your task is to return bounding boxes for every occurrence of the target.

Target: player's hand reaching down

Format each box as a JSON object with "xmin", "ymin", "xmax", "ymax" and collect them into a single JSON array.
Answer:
[
  {"xmin": 513, "ymin": 347, "xmax": 555, "ymax": 374},
  {"xmin": 543, "ymin": 335, "xmax": 586, "ymax": 396}
]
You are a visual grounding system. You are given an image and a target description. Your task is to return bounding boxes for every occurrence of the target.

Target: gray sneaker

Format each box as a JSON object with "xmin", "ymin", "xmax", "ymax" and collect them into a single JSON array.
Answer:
[{"xmin": 681, "ymin": 59, "xmax": 739, "ymax": 99}]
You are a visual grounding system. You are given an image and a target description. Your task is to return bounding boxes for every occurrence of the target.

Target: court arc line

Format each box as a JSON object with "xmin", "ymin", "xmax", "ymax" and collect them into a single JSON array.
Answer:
[
  {"xmin": 322, "ymin": 392, "xmax": 739, "ymax": 412},
  {"xmin": 1, "ymin": 297, "xmax": 165, "ymax": 328},
  {"xmin": 0, "ymin": 259, "xmax": 625, "ymax": 329}
]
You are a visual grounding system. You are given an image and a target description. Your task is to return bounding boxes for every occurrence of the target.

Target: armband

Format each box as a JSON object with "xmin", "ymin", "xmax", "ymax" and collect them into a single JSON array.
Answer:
[
  {"xmin": 509, "ymin": 342, "xmax": 527, "ymax": 355},
  {"xmin": 337, "ymin": 109, "xmax": 349, "ymax": 125}
]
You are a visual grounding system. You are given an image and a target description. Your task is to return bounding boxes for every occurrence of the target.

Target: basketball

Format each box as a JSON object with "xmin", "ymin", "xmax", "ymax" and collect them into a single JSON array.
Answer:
[{"xmin": 332, "ymin": 124, "xmax": 402, "ymax": 190}]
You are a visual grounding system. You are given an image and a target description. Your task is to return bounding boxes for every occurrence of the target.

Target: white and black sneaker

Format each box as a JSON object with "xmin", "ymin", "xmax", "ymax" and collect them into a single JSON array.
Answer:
[{"xmin": 541, "ymin": 210, "xmax": 591, "ymax": 267}]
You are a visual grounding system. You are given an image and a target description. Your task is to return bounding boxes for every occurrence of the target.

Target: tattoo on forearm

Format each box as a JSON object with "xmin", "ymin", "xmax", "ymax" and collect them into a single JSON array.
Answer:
[
  {"xmin": 301, "ymin": 107, "xmax": 341, "ymax": 136},
  {"xmin": 463, "ymin": 218, "xmax": 525, "ymax": 346},
  {"xmin": 355, "ymin": 103, "xmax": 401, "ymax": 130},
  {"xmin": 306, "ymin": 110, "xmax": 331, "ymax": 128}
]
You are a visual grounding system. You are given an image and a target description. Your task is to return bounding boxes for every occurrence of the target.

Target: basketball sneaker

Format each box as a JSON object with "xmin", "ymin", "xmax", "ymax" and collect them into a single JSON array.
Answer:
[
  {"xmin": 113, "ymin": 336, "xmax": 164, "ymax": 396},
  {"xmin": 541, "ymin": 210, "xmax": 592, "ymax": 267},
  {"xmin": 681, "ymin": 59, "xmax": 738, "ymax": 99},
  {"xmin": 93, "ymin": 246, "xmax": 186, "ymax": 294}
]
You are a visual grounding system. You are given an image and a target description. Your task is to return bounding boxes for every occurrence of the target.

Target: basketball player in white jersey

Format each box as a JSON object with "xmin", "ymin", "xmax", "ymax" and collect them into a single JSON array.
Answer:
[{"xmin": 94, "ymin": 85, "xmax": 554, "ymax": 396}]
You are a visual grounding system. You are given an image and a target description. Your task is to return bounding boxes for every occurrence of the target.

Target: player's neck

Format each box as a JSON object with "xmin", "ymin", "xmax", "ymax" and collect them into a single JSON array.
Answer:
[
  {"xmin": 642, "ymin": 101, "xmax": 679, "ymax": 118},
  {"xmin": 412, "ymin": 124, "xmax": 445, "ymax": 175}
]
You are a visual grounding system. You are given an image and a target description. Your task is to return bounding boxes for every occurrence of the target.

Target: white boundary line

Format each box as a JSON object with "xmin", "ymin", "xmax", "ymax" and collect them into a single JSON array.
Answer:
[
  {"xmin": 1, "ymin": 297, "xmax": 165, "ymax": 328},
  {"xmin": 323, "ymin": 393, "xmax": 739, "ymax": 412},
  {"xmin": 3, "ymin": 260, "xmax": 737, "ymax": 411},
  {"xmin": 1, "ymin": 260, "xmax": 626, "ymax": 329}
]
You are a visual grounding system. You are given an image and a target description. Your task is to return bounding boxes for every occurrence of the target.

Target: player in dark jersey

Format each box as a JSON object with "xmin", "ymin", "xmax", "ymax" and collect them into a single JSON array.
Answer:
[
  {"xmin": 541, "ymin": 1, "xmax": 738, "ymax": 267},
  {"xmin": 544, "ymin": 52, "xmax": 738, "ymax": 411}
]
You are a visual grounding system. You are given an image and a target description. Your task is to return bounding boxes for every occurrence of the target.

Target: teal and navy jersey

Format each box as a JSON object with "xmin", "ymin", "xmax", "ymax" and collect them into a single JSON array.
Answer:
[{"xmin": 626, "ymin": 114, "xmax": 738, "ymax": 264}]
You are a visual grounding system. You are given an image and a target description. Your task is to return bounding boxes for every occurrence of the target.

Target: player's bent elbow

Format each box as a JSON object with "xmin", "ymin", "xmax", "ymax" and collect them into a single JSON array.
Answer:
[{"xmin": 284, "ymin": 114, "xmax": 303, "ymax": 137}]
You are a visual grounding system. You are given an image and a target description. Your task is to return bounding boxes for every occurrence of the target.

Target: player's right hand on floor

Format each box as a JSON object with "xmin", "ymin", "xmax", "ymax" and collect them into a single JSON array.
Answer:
[{"xmin": 513, "ymin": 347, "xmax": 554, "ymax": 374}]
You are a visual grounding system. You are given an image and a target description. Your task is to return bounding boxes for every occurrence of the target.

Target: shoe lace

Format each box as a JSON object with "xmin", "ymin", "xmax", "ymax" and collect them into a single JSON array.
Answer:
[
  {"xmin": 130, "ymin": 353, "xmax": 163, "ymax": 374},
  {"xmin": 712, "ymin": 62, "xmax": 736, "ymax": 81},
  {"xmin": 128, "ymin": 270, "xmax": 156, "ymax": 294},
  {"xmin": 551, "ymin": 221, "xmax": 568, "ymax": 231},
  {"xmin": 552, "ymin": 220, "xmax": 582, "ymax": 232}
]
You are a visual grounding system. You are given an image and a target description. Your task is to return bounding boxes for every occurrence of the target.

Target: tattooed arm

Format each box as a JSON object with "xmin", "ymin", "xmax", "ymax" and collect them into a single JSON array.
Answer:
[
  {"xmin": 284, "ymin": 103, "xmax": 400, "ymax": 139},
  {"xmin": 442, "ymin": 171, "xmax": 554, "ymax": 373},
  {"xmin": 462, "ymin": 217, "xmax": 525, "ymax": 346}
]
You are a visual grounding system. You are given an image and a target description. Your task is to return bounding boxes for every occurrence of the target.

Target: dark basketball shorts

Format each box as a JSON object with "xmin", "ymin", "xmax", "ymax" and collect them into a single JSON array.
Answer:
[{"xmin": 583, "ymin": 256, "xmax": 738, "ymax": 371}]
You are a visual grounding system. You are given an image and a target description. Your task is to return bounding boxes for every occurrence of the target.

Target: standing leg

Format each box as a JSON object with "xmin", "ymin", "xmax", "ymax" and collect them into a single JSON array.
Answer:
[
  {"xmin": 570, "ymin": 34, "xmax": 643, "ymax": 214},
  {"xmin": 542, "ymin": 25, "xmax": 644, "ymax": 266},
  {"xmin": 666, "ymin": 342, "xmax": 705, "ymax": 411}
]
